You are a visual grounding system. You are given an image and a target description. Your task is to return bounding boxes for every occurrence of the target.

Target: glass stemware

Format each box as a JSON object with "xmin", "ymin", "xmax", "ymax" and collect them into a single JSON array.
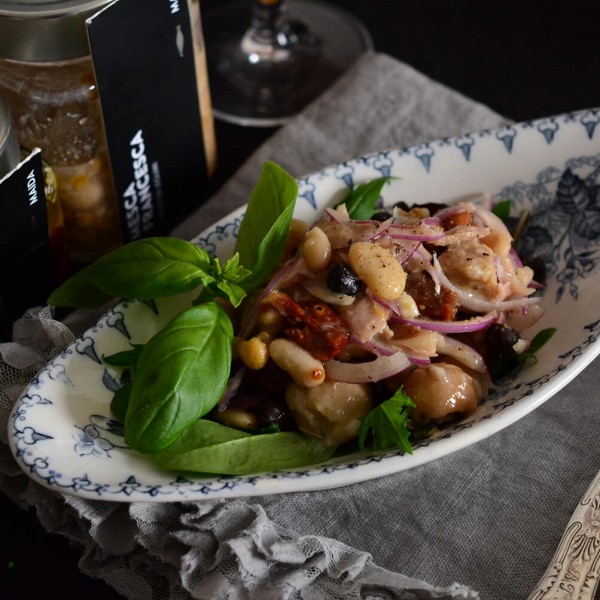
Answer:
[{"xmin": 202, "ymin": 0, "xmax": 373, "ymax": 127}]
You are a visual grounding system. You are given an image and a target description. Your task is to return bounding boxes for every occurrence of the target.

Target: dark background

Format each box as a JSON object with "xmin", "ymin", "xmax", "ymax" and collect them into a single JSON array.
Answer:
[{"xmin": 1, "ymin": 1, "xmax": 599, "ymax": 598}]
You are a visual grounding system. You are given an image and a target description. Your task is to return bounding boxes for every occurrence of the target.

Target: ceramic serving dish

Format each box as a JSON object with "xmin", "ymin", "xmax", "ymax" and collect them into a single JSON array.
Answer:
[{"xmin": 8, "ymin": 108, "xmax": 600, "ymax": 501}]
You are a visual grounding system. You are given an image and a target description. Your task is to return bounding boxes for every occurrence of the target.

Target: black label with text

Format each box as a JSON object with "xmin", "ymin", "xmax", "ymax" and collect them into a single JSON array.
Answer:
[{"xmin": 87, "ymin": 0, "xmax": 209, "ymax": 242}]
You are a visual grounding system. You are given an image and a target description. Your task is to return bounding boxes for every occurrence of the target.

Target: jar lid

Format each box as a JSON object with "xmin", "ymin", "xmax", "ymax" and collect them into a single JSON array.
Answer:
[
  {"xmin": 0, "ymin": 0, "xmax": 114, "ymax": 61},
  {"xmin": 0, "ymin": 92, "xmax": 20, "ymax": 179}
]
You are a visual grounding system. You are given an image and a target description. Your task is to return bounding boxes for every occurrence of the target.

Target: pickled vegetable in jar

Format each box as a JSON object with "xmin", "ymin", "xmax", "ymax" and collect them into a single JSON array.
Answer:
[{"xmin": 0, "ymin": 0, "xmax": 122, "ymax": 263}]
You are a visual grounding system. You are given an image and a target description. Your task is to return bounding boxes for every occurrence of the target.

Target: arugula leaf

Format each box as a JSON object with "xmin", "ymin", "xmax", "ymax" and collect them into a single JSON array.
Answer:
[
  {"xmin": 339, "ymin": 176, "xmax": 394, "ymax": 220},
  {"xmin": 124, "ymin": 301, "xmax": 233, "ymax": 453},
  {"xmin": 491, "ymin": 327, "xmax": 557, "ymax": 380},
  {"xmin": 358, "ymin": 387, "xmax": 414, "ymax": 453},
  {"xmin": 48, "ymin": 237, "xmax": 247, "ymax": 308},
  {"xmin": 153, "ymin": 419, "xmax": 335, "ymax": 475},
  {"xmin": 518, "ymin": 327, "xmax": 557, "ymax": 365},
  {"xmin": 234, "ymin": 161, "xmax": 298, "ymax": 292},
  {"xmin": 492, "ymin": 199, "xmax": 512, "ymax": 222}
]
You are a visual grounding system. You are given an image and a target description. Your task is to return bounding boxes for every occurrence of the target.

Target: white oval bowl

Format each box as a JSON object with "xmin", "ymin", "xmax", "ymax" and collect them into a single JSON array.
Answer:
[{"xmin": 8, "ymin": 108, "xmax": 600, "ymax": 501}]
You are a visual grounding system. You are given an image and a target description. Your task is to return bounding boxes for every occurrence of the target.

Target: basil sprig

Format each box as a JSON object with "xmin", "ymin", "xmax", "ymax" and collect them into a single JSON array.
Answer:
[
  {"xmin": 235, "ymin": 161, "xmax": 298, "ymax": 292},
  {"xmin": 125, "ymin": 302, "xmax": 233, "ymax": 453},
  {"xmin": 47, "ymin": 160, "xmax": 299, "ymax": 458},
  {"xmin": 48, "ymin": 237, "xmax": 249, "ymax": 309}
]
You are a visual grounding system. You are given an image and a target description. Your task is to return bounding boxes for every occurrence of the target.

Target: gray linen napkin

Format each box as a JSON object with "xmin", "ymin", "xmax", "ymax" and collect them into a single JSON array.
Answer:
[{"xmin": 3, "ymin": 51, "xmax": 597, "ymax": 600}]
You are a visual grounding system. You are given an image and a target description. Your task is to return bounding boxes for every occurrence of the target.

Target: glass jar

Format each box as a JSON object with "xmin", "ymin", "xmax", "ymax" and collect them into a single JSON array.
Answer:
[
  {"xmin": 1, "ymin": 88, "xmax": 69, "ymax": 277},
  {"xmin": 0, "ymin": 88, "xmax": 19, "ymax": 178},
  {"xmin": 0, "ymin": 0, "xmax": 122, "ymax": 263}
]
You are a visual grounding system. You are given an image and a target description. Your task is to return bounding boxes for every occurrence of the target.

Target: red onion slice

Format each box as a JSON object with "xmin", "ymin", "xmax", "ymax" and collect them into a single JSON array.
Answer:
[
  {"xmin": 390, "ymin": 311, "xmax": 498, "ymax": 334},
  {"xmin": 350, "ymin": 334, "xmax": 396, "ymax": 356},
  {"xmin": 218, "ymin": 365, "xmax": 246, "ymax": 411},
  {"xmin": 324, "ymin": 206, "xmax": 350, "ymax": 223},
  {"xmin": 435, "ymin": 336, "xmax": 487, "ymax": 373},
  {"xmin": 325, "ymin": 350, "xmax": 412, "ymax": 383},
  {"xmin": 389, "ymin": 223, "xmax": 445, "ymax": 242},
  {"xmin": 318, "ymin": 218, "xmax": 391, "ymax": 249},
  {"xmin": 471, "ymin": 202, "xmax": 513, "ymax": 240},
  {"xmin": 432, "ymin": 254, "xmax": 542, "ymax": 314},
  {"xmin": 509, "ymin": 247, "xmax": 523, "ymax": 268},
  {"xmin": 238, "ymin": 257, "xmax": 308, "ymax": 338}
]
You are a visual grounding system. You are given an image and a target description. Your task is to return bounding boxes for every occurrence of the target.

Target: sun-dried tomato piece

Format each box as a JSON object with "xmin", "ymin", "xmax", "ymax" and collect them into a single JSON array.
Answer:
[
  {"xmin": 405, "ymin": 271, "xmax": 458, "ymax": 321},
  {"xmin": 441, "ymin": 210, "xmax": 473, "ymax": 230},
  {"xmin": 270, "ymin": 292, "xmax": 350, "ymax": 361}
]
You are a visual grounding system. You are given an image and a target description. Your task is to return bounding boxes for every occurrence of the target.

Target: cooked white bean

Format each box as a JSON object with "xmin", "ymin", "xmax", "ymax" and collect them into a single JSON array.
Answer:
[
  {"xmin": 256, "ymin": 304, "xmax": 285, "ymax": 334},
  {"xmin": 397, "ymin": 291, "xmax": 419, "ymax": 317},
  {"xmin": 217, "ymin": 409, "xmax": 257, "ymax": 430},
  {"xmin": 348, "ymin": 241, "xmax": 407, "ymax": 300},
  {"xmin": 269, "ymin": 338, "xmax": 325, "ymax": 388},
  {"xmin": 238, "ymin": 337, "xmax": 269, "ymax": 370},
  {"xmin": 283, "ymin": 218, "xmax": 310, "ymax": 257},
  {"xmin": 303, "ymin": 226, "xmax": 331, "ymax": 271}
]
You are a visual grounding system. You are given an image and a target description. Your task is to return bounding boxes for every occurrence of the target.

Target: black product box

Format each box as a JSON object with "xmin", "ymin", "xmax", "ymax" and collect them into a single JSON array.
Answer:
[
  {"xmin": 87, "ymin": 0, "xmax": 215, "ymax": 242},
  {"xmin": 0, "ymin": 150, "xmax": 57, "ymax": 340}
]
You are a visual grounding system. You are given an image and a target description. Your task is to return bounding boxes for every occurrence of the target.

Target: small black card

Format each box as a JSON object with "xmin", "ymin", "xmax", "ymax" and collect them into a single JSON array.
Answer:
[
  {"xmin": 0, "ymin": 149, "xmax": 56, "ymax": 339},
  {"xmin": 87, "ymin": 0, "xmax": 212, "ymax": 243}
]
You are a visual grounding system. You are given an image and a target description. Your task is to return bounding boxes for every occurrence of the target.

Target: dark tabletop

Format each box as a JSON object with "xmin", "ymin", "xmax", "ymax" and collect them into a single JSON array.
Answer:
[{"xmin": 2, "ymin": 1, "xmax": 599, "ymax": 598}]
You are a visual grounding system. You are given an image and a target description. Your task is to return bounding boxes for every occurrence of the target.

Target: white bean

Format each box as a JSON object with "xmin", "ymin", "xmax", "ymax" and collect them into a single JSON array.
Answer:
[
  {"xmin": 348, "ymin": 241, "xmax": 407, "ymax": 300},
  {"xmin": 238, "ymin": 337, "xmax": 269, "ymax": 370},
  {"xmin": 217, "ymin": 409, "xmax": 257, "ymax": 430},
  {"xmin": 302, "ymin": 226, "xmax": 331, "ymax": 271},
  {"xmin": 284, "ymin": 218, "xmax": 310, "ymax": 257},
  {"xmin": 269, "ymin": 338, "xmax": 325, "ymax": 388}
]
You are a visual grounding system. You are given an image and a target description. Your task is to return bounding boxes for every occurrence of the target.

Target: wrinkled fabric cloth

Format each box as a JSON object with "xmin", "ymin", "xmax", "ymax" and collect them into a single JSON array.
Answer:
[{"xmin": 3, "ymin": 52, "xmax": 598, "ymax": 600}]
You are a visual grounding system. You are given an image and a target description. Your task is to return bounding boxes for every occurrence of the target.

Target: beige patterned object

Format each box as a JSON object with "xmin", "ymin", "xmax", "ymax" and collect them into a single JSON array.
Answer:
[{"xmin": 529, "ymin": 470, "xmax": 600, "ymax": 600}]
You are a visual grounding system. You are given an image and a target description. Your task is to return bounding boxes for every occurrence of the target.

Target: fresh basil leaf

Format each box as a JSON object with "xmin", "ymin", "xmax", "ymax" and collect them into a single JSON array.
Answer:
[
  {"xmin": 358, "ymin": 386, "xmax": 414, "ymax": 453},
  {"xmin": 193, "ymin": 254, "xmax": 251, "ymax": 307},
  {"xmin": 339, "ymin": 176, "xmax": 394, "ymax": 220},
  {"xmin": 110, "ymin": 380, "xmax": 132, "ymax": 422},
  {"xmin": 153, "ymin": 419, "xmax": 335, "ymax": 475},
  {"xmin": 103, "ymin": 344, "xmax": 145, "ymax": 368},
  {"xmin": 124, "ymin": 302, "xmax": 233, "ymax": 453},
  {"xmin": 492, "ymin": 199, "xmax": 512, "ymax": 222},
  {"xmin": 48, "ymin": 237, "xmax": 218, "ymax": 308},
  {"xmin": 234, "ymin": 161, "xmax": 298, "ymax": 292},
  {"xmin": 241, "ymin": 206, "xmax": 296, "ymax": 292}
]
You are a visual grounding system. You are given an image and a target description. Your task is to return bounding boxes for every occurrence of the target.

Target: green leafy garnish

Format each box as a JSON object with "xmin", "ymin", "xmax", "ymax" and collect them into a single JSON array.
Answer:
[
  {"xmin": 153, "ymin": 419, "xmax": 335, "ymax": 475},
  {"xmin": 339, "ymin": 176, "xmax": 394, "ymax": 220},
  {"xmin": 492, "ymin": 198, "xmax": 511, "ymax": 222},
  {"xmin": 47, "ymin": 237, "xmax": 248, "ymax": 308},
  {"xmin": 193, "ymin": 254, "xmax": 250, "ymax": 307},
  {"xmin": 518, "ymin": 327, "xmax": 557, "ymax": 365},
  {"xmin": 358, "ymin": 387, "xmax": 414, "ymax": 453},
  {"xmin": 491, "ymin": 326, "xmax": 557, "ymax": 380},
  {"xmin": 103, "ymin": 344, "xmax": 145, "ymax": 368},
  {"xmin": 110, "ymin": 380, "xmax": 132, "ymax": 423},
  {"xmin": 124, "ymin": 301, "xmax": 233, "ymax": 453},
  {"xmin": 234, "ymin": 161, "xmax": 298, "ymax": 292},
  {"xmin": 45, "ymin": 161, "xmax": 302, "ymax": 458}
]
